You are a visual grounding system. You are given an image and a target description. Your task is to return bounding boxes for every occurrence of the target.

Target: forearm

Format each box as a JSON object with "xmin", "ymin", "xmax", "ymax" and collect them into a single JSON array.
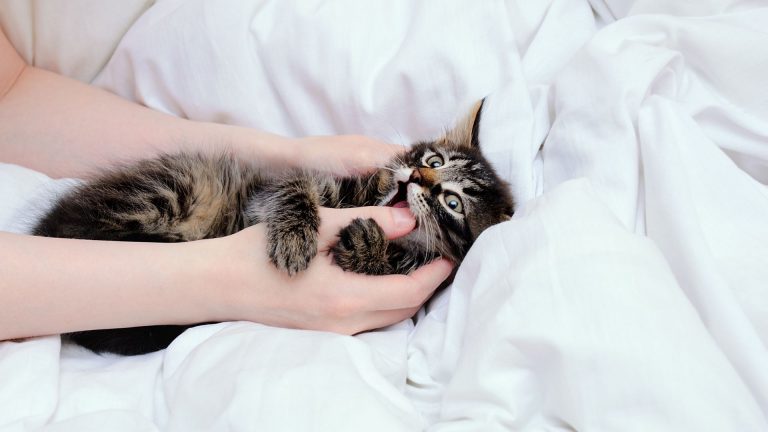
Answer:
[
  {"xmin": 0, "ymin": 208, "xmax": 452, "ymax": 341},
  {"xmin": 0, "ymin": 26, "xmax": 291, "ymax": 177},
  {"xmin": 0, "ymin": 28, "xmax": 401, "ymax": 179},
  {"xmin": 0, "ymin": 65, "xmax": 298, "ymax": 178},
  {"xmin": 0, "ymin": 231, "xmax": 224, "ymax": 340}
]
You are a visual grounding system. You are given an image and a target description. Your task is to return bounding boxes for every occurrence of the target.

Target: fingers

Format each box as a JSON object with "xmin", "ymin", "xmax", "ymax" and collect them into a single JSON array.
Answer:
[
  {"xmin": 330, "ymin": 259, "xmax": 454, "ymax": 333},
  {"xmin": 342, "ymin": 135, "xmax": 403, "ymax": 166},
  {"xmin": 317, "ymin": 206, "xmax": 416, "ymax": 242},
  {"xmin": 380, "ymin": 258, "xmax": 455, "ymax": 309},
  {"xmin": 295, "ymin": 135, "xmax": 405, "ymax": 176},
  {"xmin": 337, "ymin": 258, "xmax": 455, "ymax": 311},
  {"xmin": 271, "ymin": 253, "xmax": 455, "ymax": 335},
  {"xmin": 362, "ymin": 140, "xmax": 404, "ymax": 168},
  {"xmin": 405, "ymin": 257, "xmax": 456, "ymax": 294}
]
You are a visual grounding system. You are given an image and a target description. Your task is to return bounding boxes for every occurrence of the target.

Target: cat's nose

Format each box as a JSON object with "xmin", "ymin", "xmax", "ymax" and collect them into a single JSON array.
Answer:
[
  {"xmin": 411, "ymin": 168, "xmax": 437, "ymax": 187},
  {"xmin": 409, "ymin": 169, "xmax": 422, "ymax": 185}
]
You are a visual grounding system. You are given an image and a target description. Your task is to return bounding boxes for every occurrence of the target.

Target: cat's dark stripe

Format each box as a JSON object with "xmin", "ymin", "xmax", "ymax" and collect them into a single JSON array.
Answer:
[{"xmin": 462, "ymin": 187, "xmax": 482, "ymax": 197}]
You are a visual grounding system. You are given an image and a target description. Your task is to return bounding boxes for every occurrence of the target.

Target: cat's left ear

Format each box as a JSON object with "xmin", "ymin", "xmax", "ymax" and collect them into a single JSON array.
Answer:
[
  {"xmin": 496, "ymin": 192, "xmax": 514, "ymax": 222},
  {"xmin": 501, "ymin": 203, "xmax": 514, "ymax": 221},
  {"xmin": 446, "ymin": 98, "xmax": 485, "ymax": 149}
]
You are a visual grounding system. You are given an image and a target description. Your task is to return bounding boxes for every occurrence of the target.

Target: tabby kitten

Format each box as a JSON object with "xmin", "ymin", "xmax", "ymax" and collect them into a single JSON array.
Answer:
[{"xmin": 33, "ymin": 100, "xmax": 514, "ymax": 355}]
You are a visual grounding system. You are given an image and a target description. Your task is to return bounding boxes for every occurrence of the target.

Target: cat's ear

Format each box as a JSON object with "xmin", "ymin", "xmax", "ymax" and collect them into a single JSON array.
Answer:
[
  {"xmin": 501, "ymin": 206, "xmax": 514, "ymax": 221},
  {"xmin": 445, "ymin": 98, "xmax": 485, "ymax": 149},
  {"xmin": 500, "ymin": 200, "xmax": 514, "ymax": 222}
]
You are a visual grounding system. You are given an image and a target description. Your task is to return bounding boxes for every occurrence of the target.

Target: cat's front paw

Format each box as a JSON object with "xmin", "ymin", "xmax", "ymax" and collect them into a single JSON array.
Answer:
[
  {"xmin": 332, "ymin": 218, "xmax": 393, "ymax": 275},
  {"xmin": 267, "ymin": 222, "xmax": 318, "ymax": 276}
]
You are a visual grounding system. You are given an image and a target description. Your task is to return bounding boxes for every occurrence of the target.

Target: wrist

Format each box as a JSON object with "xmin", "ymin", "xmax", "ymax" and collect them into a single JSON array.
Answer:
[
  {"xmin": 201, "ymin": 122, "xmax": 300, "ymax": 169},
  {"xmin": 194, "ymin": 226, "xmax": 279, "ymax": 325}
]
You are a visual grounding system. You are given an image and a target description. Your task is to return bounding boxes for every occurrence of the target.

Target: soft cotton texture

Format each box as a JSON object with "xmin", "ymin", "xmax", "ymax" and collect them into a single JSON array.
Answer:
[{"xmin": 1, "ymin": 0, "xmax": 767, "ymax": 430}]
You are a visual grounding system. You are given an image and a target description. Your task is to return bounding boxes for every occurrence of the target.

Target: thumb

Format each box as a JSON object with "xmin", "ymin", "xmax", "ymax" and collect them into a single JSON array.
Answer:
[{"xmin": 317, "ymin": 206, "xmax": 416, "ymax": 241}]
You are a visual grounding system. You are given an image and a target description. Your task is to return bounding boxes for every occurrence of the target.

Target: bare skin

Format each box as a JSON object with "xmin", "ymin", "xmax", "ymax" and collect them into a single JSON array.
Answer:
[
  {"xmin": 0, "ymin": 28, "xmax": 453, "ymax": 341},
  {"xmin": 0, "ymin": 31, "xmax": 400, "ymax": 179}
]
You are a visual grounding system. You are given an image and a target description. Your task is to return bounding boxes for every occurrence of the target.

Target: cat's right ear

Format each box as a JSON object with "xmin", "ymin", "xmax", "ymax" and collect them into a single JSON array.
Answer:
[
  {"xmin": 444, "ymin": 98, "xmax": 485, "ymax": 149},
  {"xmin": 468, "ymin": 98, "xmax": 485, "ymax": 149},
  {"xmin": 500, "ymin": 200, "xmax": 514, "ymax": 221}
]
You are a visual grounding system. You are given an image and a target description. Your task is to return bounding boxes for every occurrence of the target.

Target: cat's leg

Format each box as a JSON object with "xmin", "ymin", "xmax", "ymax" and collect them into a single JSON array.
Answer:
[
  {"xmin": 332, "ymin": 218, "xmax": 394, "ymax": 275},
  {"xmin": 256, "ymin": 175, "xmax": 329, "ymax": 276},
  {"xmin": 331, "ymin": 217, "xmax": 436, "ymax": 275}
]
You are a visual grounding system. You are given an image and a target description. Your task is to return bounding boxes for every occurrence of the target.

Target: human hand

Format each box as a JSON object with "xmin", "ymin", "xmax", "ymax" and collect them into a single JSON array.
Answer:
[
  {"xmin": 290, "ymin": 135, "xmax": 405, "ymax": 176},
  {"xmin": 209, "ymin": 206, "xmax": 454, "ymax": 334}
]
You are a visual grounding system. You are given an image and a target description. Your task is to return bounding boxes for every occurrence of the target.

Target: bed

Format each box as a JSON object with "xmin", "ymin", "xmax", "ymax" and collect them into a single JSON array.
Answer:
[{"xmin": 1, "ymin": 0, "xmax": 767, "ymax": 430}]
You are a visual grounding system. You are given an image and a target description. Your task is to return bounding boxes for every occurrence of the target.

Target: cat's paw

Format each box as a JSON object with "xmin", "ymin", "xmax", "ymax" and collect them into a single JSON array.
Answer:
[
  {"xmin": 266, "ymin": 222, "xmax": 318, "ymax": 276},
  {"xmin": 332, "ymin": 218, "xmax": 393, "ymax": 275}
]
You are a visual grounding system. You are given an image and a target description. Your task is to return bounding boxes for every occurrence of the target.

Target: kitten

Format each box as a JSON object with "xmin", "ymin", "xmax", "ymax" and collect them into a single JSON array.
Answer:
[{"xmin": 33, "ymin": 100, "xmax": 514, "ymax": 355}]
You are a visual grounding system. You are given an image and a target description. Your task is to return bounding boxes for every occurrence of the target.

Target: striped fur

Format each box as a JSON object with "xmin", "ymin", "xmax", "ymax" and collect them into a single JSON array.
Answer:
[{"xmin": 33, "ymin": 101, "xmax": 514, "ymax": 355}]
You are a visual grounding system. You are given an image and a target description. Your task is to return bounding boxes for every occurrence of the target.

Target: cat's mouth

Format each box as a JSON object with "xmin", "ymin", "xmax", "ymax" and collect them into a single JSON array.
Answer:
[{"xmin": 385, "ymin": 181, "xmax": 410, "ymax": 208}]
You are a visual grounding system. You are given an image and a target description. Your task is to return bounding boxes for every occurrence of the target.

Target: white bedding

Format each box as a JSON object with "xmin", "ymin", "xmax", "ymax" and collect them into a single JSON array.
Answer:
[{"xmin": 2, "ymin": 0, "xmax": 768, "ymax": 430}]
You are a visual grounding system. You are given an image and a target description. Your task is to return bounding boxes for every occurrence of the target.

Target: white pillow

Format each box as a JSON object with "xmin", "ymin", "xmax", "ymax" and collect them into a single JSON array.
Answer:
[{"xmin": 0, "ymin": 0, "xmax": 154, "ymax": 82}]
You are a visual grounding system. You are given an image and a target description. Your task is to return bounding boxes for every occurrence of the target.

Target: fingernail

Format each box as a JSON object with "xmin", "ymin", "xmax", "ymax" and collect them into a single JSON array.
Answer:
[{"xmin": 392, "ymin": 207, "xmax": 415, "ymax": 229}]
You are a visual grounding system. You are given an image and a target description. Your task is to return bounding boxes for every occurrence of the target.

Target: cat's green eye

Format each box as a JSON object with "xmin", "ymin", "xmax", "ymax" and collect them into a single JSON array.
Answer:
[
  {"xmin": 425, "ymin": 155, "xmax": 444, "ymax": 168},
  {"xmin": 442, "ymin": 193, "xmax": 463, "ymax": 214}
]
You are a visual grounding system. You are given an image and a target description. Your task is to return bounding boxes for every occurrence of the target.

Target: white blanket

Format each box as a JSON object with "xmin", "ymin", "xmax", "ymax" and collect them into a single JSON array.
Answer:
[{"xmin": 2, "ymin": 0, "xmax": 768, "ymax": 430}]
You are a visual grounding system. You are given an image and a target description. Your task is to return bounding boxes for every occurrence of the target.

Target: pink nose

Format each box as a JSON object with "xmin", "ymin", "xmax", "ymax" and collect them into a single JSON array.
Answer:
[
  {"xmin": 409, "ymin": 169, "xmax": 422, "ymax": 184},
  {"xmin": 410, "ymin": 168, "xmax": 437, "ymax": 187}
]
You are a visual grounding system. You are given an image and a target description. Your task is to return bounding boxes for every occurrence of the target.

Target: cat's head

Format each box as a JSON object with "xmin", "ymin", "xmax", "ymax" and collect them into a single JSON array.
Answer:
[{"xmin": 376, "ymin": 100, "xmax": 514, "ymax": 262}]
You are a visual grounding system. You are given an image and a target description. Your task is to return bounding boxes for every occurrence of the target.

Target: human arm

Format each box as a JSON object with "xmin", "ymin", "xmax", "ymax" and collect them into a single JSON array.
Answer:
[
  {"xmin": 0, "ymin": 27, "xmax": 453, "ymax": 341},
  {"xmin": 0, "ymin": 28, "xmax": 399, "ymax": 178},
  {"xmin": 0, "ymin": 205, "xmax": 453, "ymax": 341}
]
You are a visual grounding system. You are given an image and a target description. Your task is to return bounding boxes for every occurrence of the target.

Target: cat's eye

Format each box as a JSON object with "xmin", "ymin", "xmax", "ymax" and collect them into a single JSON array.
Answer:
[
  {"xmin": 442, "ymin": 192, "xmax": 463, "ymax": 214},
  {"xmin": 425, "ymin": 155, "xmax": 444, "ymax": 168}
]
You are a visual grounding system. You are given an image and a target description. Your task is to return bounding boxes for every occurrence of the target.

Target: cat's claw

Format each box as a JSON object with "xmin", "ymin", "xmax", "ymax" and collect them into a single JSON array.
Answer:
[{"xmin": 332, "ymin": 218, "xmax": 393, "ymax": 275}]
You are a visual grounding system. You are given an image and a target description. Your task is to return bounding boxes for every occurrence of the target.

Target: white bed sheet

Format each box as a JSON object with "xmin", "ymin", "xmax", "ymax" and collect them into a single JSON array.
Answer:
[{"xmin": 2, "ymin": 0, "xmax": 768, "ymax": 430}]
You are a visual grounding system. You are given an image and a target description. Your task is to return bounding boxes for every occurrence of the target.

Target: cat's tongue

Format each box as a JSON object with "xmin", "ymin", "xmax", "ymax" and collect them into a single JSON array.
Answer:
[{"xmin": 392, "ymin": 201, "xmax": 409, "ymax": 209}]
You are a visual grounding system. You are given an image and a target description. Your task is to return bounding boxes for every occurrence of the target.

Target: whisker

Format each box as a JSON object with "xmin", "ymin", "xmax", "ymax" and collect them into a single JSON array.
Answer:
[
  {"xmin": 385, "ymin": 125, "xmax": 409, "ymax": 149},
  {"xmin": 351, "ymin": 173, "xmax": 379, "ymax": 203}
]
